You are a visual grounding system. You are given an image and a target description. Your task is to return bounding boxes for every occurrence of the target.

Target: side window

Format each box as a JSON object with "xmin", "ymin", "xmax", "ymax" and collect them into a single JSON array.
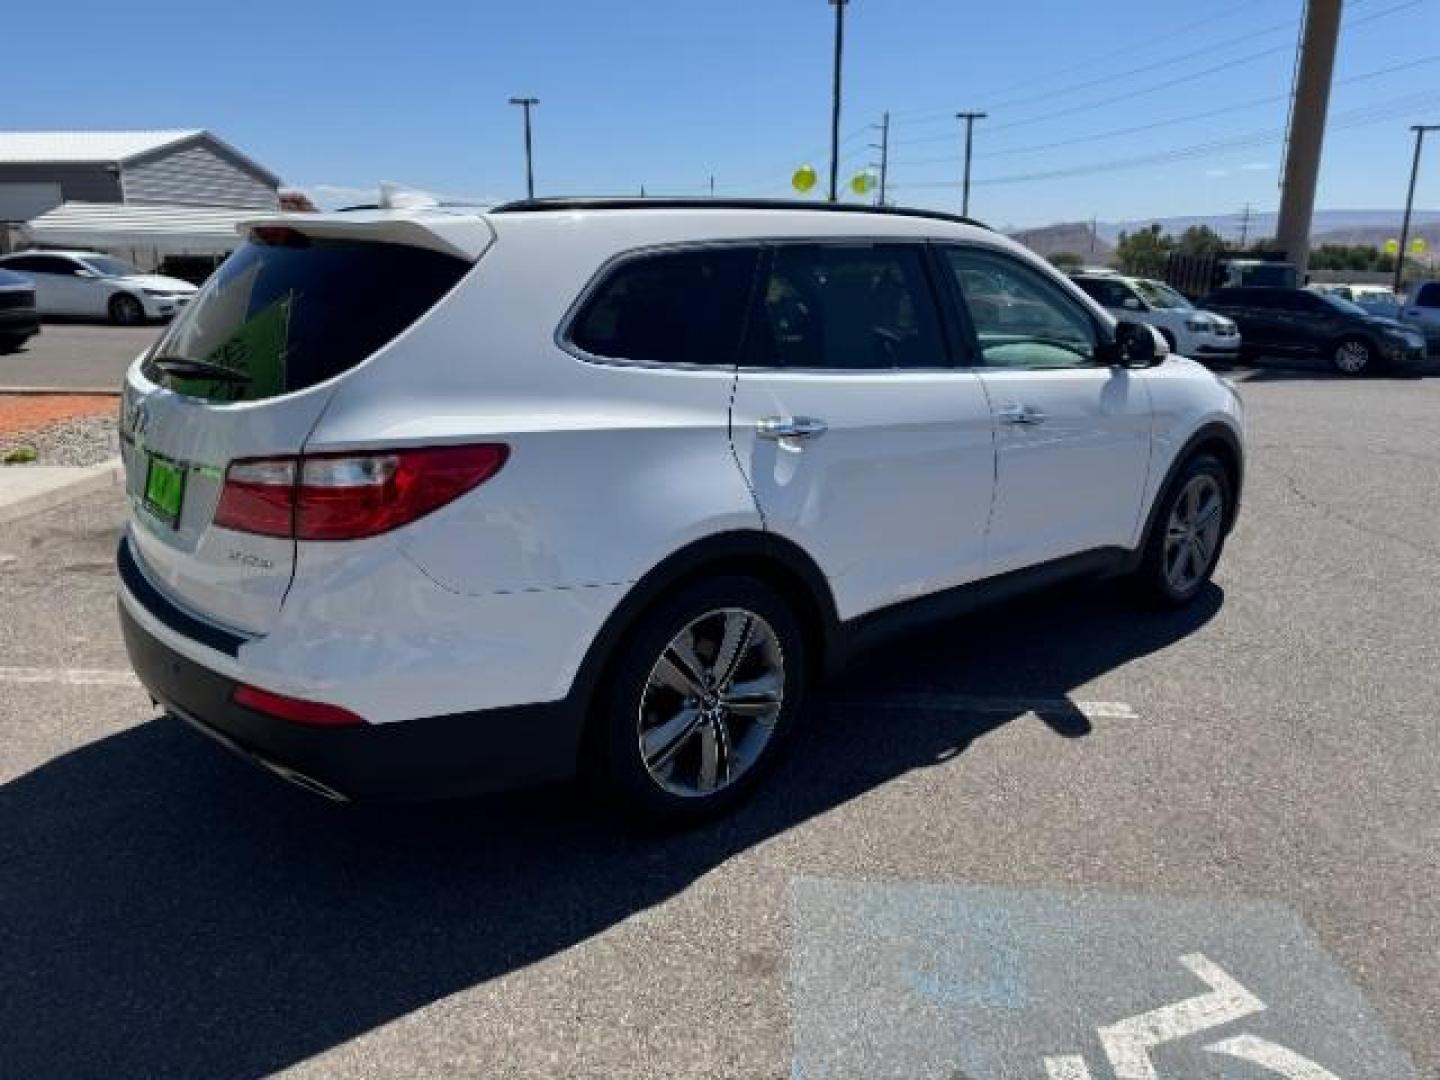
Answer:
[
  {"xmin": 34, "ymin": 256, "xmax": 78, "ymax": 276},
  {"xmin": 943, "ymin": 247, "xmax": 1098, "ymax": 369},
  {"xmin": 1414, "ymin": 283, "xmax": 1440, "ymax": 308},
  {"xmin": 752, "ymin": 243, "xmax": 947, "ymax": 370},
  {"xmin": 569, "ymin": 246, "xmax": 759, "ymax": 366},
  {"xmin": 2, "ymin": 256, "xmax": 41, "ymax": 273}
]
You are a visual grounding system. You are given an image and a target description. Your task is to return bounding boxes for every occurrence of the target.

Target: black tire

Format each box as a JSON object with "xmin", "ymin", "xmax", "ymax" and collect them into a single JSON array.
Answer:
[
  {"xmin": 109, "ymin": 293, "xmax": 145, "ymax": 326},
  {"xmin": 0, "ymin": 335, "xmax": 25, "ymax": 355},
  {"xmin": 1330, "ymin": 335, "xmax": 1374, "ymax": 376},
  {"xmin": 587, "ymin": 575, "xmax": 808, "ymax": 823},
  {"xmin": 1132, "ymin": 453, "xmax": 1232, "ymax": 608}
]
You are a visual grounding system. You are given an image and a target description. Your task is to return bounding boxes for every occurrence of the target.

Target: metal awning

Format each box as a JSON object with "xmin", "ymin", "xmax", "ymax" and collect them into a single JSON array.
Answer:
[{"xmin": 22, "ymin": 201, "xmax": 257, "ymax": 256}]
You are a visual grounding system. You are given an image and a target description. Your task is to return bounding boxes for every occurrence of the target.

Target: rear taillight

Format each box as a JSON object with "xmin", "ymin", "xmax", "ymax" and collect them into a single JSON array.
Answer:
[
  {"xmin": 214, "ymin": 444, "xmax": 508, "ymax": 541},
  {"xmin": 233, "ymin": 683, "xmax": 364, "ymax": 726}
]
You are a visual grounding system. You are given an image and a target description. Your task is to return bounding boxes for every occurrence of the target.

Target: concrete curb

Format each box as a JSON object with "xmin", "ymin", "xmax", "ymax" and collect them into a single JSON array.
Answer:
[
  {"xmin": 0, "ymin": 387, "xmax": 121, "ymax": 397},
  {"xmin": 0, "ymin": 458, "xmax": 124, "ymax": 526}
]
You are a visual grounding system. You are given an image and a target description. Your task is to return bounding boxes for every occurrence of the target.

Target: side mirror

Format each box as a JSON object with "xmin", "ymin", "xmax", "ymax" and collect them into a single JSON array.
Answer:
[
  {"xmin": 1122, "ymin": 297, "xmax": 1143, "ymax": 311},
  {"xmin": 1106, "ymin": 320, "xmax": 1164, "ymax": 368}
]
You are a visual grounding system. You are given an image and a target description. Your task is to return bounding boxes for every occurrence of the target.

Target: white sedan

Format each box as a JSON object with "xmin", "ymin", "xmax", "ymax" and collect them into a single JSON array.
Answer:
[{"xmin": 0, "ymin": 250, "xmax": 198, "ymax": 325}]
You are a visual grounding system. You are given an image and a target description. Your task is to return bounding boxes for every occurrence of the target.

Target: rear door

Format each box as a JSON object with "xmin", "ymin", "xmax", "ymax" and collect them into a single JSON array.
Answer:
[
  {"xmin": 121, "ymin": 226, "xmax": 481, "ymax": 635},
  {"xmin": 939, "ymin": 244, "xmax": 1153, "ymax": 574},
  {"xmin": 1402, "ymin": 282, "xmax": 1440, "ymax": 345},
  {"xmin": 729, "ymin": 241, "xmax": 995, "ymax": 621}
]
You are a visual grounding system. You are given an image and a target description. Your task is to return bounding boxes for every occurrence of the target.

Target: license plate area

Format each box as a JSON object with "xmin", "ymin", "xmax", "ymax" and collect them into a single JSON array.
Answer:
[{"xmin": 143, "ymin": 454, "xmax": 187, "ymax": 528}]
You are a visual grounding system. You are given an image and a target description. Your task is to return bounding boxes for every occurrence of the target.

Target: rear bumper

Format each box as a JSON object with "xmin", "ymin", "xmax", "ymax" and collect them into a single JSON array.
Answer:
[{"xmin": 118, "ymin": 560, "xmax": 587, "ymax": 803}]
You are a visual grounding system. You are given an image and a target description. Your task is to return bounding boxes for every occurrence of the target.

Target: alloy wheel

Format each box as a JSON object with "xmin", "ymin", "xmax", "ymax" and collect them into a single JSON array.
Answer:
[
  {"xmin": 1163, "ymin": 474, "xmax": 1224, "ymax": 594},
  {"xmin": 637, "ymin": 608, "xmax": 785, "ymax": 798},
  {"xmin": 1334, "ymin": 339, "xmax": 1370, "ymax": 375}
]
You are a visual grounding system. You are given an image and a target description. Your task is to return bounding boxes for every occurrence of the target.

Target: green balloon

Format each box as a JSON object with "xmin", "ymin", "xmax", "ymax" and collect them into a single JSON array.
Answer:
[{"xmin": 792, "ymin": 164, "xmax": 818, "ymax": 193}]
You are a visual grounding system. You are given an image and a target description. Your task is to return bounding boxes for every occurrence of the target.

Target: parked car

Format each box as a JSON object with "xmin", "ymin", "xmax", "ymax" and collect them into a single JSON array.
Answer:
[
  {"xmin": 1309, "ymin": 283, "xmax": 1403, "ymax": 320},
  {"xmin": 1399, "ymin": 279, "xmax": 1440, "ymax": 353},
  {"xmin": 1202, "ymin": 285, "xmax": 1427, "ymax": 375},
  {"xmin": 1071, "ymin": 272, "xmax": 1240, "ymax": 362},
  {"xmin": 0, "ymin": 267, "xmax": 41, "ymax": 352},
  {"xmin": 117, "ymin": 199, "xmax": 1244, "ymax": 819},
  {"xmin": 0, "ymin": 250, "xmax": 198, "ymax": 325}
]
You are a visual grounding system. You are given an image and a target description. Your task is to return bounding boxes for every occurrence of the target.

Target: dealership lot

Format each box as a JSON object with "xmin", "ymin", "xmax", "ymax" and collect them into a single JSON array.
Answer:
[
  {"xmin": 1, "ymin": 361, "xmax": 1438, "ymax": 1076},
  {"xmin": 0, "ymin": 322, "xmax": 158, "ymax": 390}
]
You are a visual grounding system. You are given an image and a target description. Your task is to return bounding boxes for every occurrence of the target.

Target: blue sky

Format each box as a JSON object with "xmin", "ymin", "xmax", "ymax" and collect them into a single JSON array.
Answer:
[{"xmin": 8, "ymin": 0, "xmax": 1439, "ymax": 228}]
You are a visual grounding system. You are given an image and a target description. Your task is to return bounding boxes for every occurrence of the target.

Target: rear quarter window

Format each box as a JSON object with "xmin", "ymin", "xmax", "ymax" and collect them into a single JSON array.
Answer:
[
  {"xmin": 143, "ymin": 235, "xmax": 471, "ymax": 401},
  {"xmin": 567, "ymin": 246, "xmax": 760, "ymax": 366}
]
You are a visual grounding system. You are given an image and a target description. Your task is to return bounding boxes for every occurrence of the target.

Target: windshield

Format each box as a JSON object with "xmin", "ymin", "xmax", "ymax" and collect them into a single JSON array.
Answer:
[
  {"xmin": 81, "ymin": 256, "xmax": 141, "ymax": 277},
  {"xmin": 1315, "ymin": 292, "xmax": 1368, "ymax": 317},
  {"xmin": 1132, "ymin": 279, "xmax": 1193, "ymax": 310},
  {"xmin": 142, "ymin": 234, "xmax": 470, "ymax": 401}
]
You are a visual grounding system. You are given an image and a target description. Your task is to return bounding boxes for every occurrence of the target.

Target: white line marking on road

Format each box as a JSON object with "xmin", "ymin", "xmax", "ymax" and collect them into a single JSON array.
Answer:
[
  {"xmin": 1099, "ymin": 953, "xmax": 1266, "ymax": 1080},
  {"xmin": 833, "ymin": 693, "xmax": 1137, "ymax": 721},
  {"xmin": 1206, "ymin": 1034, "xmax": 1342, "ymax": 1079},
  {"xmin": 0, "ymin": 666, "xmax": 140, "ymax": 687},
  {"xmin": 1043, "ymin": 1054, "xmax": 1096, "ymax": 1079}
]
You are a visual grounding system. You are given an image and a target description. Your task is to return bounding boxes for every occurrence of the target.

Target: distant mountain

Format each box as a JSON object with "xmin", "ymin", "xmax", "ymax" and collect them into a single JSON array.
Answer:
[{"xmin": 1091, "ymin": 209, "xmax": 1440, "ymax": 245}]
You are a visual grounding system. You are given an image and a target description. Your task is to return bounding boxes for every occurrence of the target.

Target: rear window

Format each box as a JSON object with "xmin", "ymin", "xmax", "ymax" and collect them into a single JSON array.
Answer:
[
  {"xmin": 143, "ymin": 234, "xmax": 470, "ymax": 401},
  {"xmin": 568, "ymin": 246, "xmax": 759, "ymax": 366}
]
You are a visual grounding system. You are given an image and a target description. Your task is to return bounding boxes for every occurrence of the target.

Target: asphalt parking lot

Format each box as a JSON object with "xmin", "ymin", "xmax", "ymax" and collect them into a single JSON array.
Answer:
[
  {"xmin": 1, "ymin": 322, "xmax": 160, "ymax": 390},
  {"xmin": 1, "ymin": 357, "xmax": 1437, "ymax": 1076}
]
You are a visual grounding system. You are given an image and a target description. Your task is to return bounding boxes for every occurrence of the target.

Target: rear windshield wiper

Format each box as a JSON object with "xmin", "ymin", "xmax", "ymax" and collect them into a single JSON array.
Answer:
[{"xmin": 149, "ymin": 355, "xmax": 252, "ymax": 384}]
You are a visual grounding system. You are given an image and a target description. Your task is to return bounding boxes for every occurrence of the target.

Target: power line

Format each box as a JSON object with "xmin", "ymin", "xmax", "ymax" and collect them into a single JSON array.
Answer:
[
  {"xmin": 889, "ymin": 90, "xmax": 1440, "ymax": 190},
  {"xmin": 887, "ymin": 53, "xmax": 1440, "ymax": 168}
]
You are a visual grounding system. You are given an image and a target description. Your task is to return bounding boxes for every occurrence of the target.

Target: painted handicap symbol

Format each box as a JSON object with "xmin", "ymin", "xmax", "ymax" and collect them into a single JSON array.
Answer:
[{"xmin": 1043, "ymin": 953, "xmax": 1340, "ymax": 1080}]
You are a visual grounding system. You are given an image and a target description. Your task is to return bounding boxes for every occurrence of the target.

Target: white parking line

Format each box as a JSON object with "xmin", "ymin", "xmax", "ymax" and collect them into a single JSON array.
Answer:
[
  {"xmin": 832, "ymin": 693, "xmax": 1137, "ymax": 721},
  {"xmin": 0, "ymin": 666, "xmax": 140, "ymax": 687}
]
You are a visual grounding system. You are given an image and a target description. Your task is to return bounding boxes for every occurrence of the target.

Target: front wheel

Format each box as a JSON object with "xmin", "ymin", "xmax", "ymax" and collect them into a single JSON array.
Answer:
[
  {"xmin": 1331, "ymin": 336, "xmax": 1373, "ymax": 376},
  {"xmin": 1132, "ymin": 454, "xmax": 1231, "ymax": 607},
  {"xmin": 589, "ymin": 575, "xmax": 807, "ymax": 823},
  {"xmin": 109, "ymin": 293, "xmax": 145, "ymax": 326}
]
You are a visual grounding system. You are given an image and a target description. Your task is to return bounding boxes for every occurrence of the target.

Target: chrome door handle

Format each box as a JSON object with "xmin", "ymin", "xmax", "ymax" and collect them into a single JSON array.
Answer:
[
  {"xmin": 998, "ymin": 404, "xmax": 1047, "ymax": 425},
  {"xmin": 756, "ymin": 416, "xmax": 829, "ymax": 441}
]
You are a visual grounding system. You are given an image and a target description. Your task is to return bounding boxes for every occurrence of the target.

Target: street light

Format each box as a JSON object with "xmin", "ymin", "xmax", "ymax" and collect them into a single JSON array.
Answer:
[
  {"xmin": 956, "ymin": 111, "xmax": 987, "ymax": 218},
  {"xmin": 1394, "ymin": 124, "xmax": 1439, "ymax": 294},
  {"xmin": 827, "ymin": 0, "xmax": 848, "ymax": 203},
  {"xmin": 508, "ymin": 97, "xmax": 540, "ymax": 200}
]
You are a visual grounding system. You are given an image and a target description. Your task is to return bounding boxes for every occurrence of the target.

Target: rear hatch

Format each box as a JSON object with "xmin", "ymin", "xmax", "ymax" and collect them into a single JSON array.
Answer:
[{"xmin": 121, "ymin": 210, "xmax": 491, "ymax": 636}]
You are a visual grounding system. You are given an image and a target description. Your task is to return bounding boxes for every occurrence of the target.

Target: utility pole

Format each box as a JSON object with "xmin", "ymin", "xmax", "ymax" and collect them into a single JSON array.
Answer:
[
  {"xmin": 1239, "ymin": 202, "xmax": 1253, "ymax": 248},
  {"xmin": 1090, "ymin": 215, "xmax": 1098, "ymax": 257},
  {"xmin": 956, "ymin": 111, "xmax": 987, "ymax": 217},
  {"xmin": 870, "ymin": 111, "xmax": 890, "ymax": 206},
  {"xmin": 1275, "ymin": 0, "xmax": 1342, "ymax": 276},
  {"xmin": 709, "ymin": 174, "xmax": 716, "ymax": 197},
  {"xmin": 508, "ymin": 97, "xmax": 539, "ymax": 199},
  {"xmin": 827, "ymin": 0, "xmax": 849, "ymax": 202},
  {"xmin": 1394, "ymin": 125, "xmax": 1439, "ymax": 294}
]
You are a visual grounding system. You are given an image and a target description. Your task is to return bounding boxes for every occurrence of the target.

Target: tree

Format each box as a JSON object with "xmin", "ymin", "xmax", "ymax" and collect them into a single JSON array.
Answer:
[
  {"xmin": 1176, "ymin": 224, "xmax": 1228, "ymax": 255},
  {"xmin": 1048, "ymin": 251, "xmax": 1083, "ymax": 271},
  {"xmin": 1114, "ymin": 223, "xmax": 1174, "ymax": 277}
]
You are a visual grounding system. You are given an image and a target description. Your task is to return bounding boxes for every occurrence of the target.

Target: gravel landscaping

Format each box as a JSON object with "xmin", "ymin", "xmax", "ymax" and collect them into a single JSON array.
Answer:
[{"xmin": 0, "ymin": 414, "xmax": 119, "ymax": 468}]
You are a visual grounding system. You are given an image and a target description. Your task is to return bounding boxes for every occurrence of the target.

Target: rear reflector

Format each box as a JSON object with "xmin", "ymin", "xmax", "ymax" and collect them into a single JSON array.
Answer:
[
  {"xmin": 214, "ymin": 444, "xmax": 508, "ymax": 541},
  {"xmin": 233, "ymin": 683, "xmax": 364, "ymax": 726}
]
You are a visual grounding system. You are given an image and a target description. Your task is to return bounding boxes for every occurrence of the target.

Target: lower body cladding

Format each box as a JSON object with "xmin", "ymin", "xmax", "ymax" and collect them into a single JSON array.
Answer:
[{"xmin": 116, "ymin": 534, "xmax": 625, "ymax": 801}]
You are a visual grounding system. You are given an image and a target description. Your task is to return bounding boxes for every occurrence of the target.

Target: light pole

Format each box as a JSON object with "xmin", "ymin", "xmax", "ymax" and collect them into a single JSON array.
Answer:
[
  {"xmin": 1394, "ymin": 124, "xmax": 1439, "ymax": 294},
  {"xmin": 956, "ymin": 111, "xmax": 987, "ymax": 217},
  {"xmin": 871, "ymin": 111, "xmax": 890, "ymax": 206},
  {"xmin": 827, "ymin": 0, "xmax": 848, "ymax": 202},
  {"xmin": 508, "ymin": 96, "xmax": 539, "ymax": 199}
]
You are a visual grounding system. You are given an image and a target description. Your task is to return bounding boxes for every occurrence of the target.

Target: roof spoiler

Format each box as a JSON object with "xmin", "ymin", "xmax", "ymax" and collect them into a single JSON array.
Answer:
[{"xmin": 236, "ymin": 208, "xmax": 495, "ymax": 262}]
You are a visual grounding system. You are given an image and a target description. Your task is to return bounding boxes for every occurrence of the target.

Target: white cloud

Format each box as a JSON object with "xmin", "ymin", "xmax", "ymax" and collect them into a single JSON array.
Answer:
[
  {"xmin": 1240, "ymin": 162, "xmax": 1273, "ymax": 171},
  {"xmin": 304, "ymin": 183, "xmax": 376, "ymax": 209},
  {"xmin": 1205, "ymin": 168, "xmax": 1229, "ymax": 178}
]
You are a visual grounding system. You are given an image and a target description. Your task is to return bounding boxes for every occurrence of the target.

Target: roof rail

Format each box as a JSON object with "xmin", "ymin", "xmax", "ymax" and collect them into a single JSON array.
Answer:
[{"xmin": 488, "ymin": 196, "xmax": 988, "ymax": 230}]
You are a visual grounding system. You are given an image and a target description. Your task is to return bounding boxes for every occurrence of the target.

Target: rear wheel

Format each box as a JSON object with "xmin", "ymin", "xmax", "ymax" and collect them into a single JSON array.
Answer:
[
  {"xmin": 589, "ymin": 575, "xmax": 807, "ymax": 822},
  {"xmin": 1331, "ymin": 336, "xmax": 1373, "ymax": 376},
  {"xmin": 1133, "ymin": 454, "xmax": 1231, "ymax": 607},
  {"xmin": 109, "ymin": 293, "xmax": 145, "ymax": 326}
]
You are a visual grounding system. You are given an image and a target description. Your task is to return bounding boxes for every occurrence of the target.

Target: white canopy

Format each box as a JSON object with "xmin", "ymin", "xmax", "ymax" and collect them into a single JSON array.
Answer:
[{"xmin": 22, "ymin": 201, "xmax": 255, "ymax": 260}]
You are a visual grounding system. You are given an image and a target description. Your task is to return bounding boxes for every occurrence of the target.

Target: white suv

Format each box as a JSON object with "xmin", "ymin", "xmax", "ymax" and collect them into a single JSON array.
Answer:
[
  {"xmin": 1071, "ymin": 272, "xmax": 1241, "ymax": 363},
  {"xmin": 117, "ymin": 199, "xmax": 1244, "ymax": 819}
]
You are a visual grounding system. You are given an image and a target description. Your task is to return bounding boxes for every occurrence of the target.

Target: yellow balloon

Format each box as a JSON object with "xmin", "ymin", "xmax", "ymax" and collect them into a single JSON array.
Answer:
[
  {"xmin": 1411, "ymin": 237, "xmax": 1428, "ymax": 254},
  {"xmin": 850, "ymin": 171, "xmax": 876, "ymax": 195},
  {"xmin": 1384, "ymin": 238, "xmax": 1400, "ymax": 255},
  {"xmin": 792, "ymin": 164, "xmax": 818, "ymax": 193}
]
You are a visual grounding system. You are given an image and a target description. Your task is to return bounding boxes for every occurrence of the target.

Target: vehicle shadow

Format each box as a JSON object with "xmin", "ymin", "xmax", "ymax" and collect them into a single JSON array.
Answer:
[{"xmin": 0, "ymin": 581, "xmax": 1222, "ymax": 1077}]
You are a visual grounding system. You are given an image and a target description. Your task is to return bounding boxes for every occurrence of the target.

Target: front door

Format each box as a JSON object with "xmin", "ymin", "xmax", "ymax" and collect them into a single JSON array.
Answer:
[
  {"xmin": 729, "ymin": 242, "xmax": 995, "ymax": 622},
  {"xmin": 939, "ymin": 244, "xmax": 1154, "ymax": 575}
]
